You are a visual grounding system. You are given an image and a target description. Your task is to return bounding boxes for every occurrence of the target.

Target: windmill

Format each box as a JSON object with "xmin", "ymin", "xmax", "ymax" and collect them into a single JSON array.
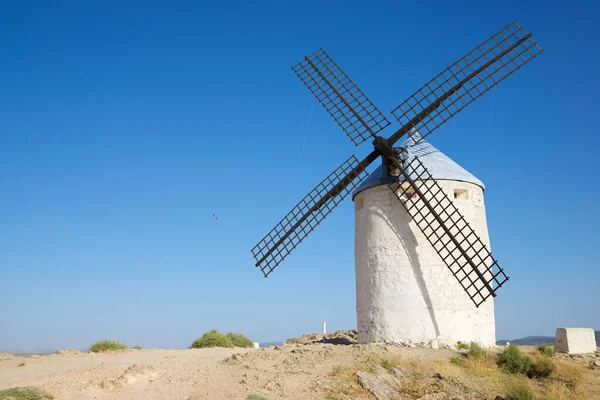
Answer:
[{"xmin": 251, "ymin": 21, "xmax": 542, "ymax": 345}]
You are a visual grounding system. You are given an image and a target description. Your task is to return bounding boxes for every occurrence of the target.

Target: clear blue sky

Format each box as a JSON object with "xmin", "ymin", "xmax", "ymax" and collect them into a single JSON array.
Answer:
[{"xmin": 1, "ymin": 0, "xmax": 598, "ymax": 350}]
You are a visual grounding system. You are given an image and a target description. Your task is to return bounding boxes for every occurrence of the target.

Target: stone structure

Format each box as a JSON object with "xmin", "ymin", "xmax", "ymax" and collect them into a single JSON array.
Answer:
[
  {"xmin": 352, "ymin": 134, "xmax": 496, "ymax": 347},
  {"xmin": 555, "ymin": 328, "xmax": 597, "ymax": 354}
]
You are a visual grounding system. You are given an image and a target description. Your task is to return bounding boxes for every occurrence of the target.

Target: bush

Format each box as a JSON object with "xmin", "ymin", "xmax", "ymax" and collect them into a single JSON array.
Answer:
[
  {"xmin": 466, "ymin": 342, "xmax": 488, "ymax": 359},
  {"xmin": 498, "ymin": 345, "xmax": 531, "ymax": 374},
  {"xmin": 527, "ymin": 357, "xmax": 555, "ymax": 378},
  {"xmin": 0, "ymin": 386, "xmax": 53, "ymax": 399},
  {"xmin": 226, "ymin": 333, "xmax": 254, "ymax": 348},
  {"xmin": 247, "ymin": 395, "xmax": 268, "ymax": 400},
  {"xmin": 456, "ymin": 341, "xmax": 470, "ymax": 350},
  {"xmin": 132, "ymin": 345, "xmax": 142, "ymax": 350},
  {"xmin": 380, "ymin": 358, "xmax": 394, "ymax": 371},
  {"xmin": 190, "ymin": 330, "xmax": 234, "ymax": 348},
  {"xmin": 450, "ymin": 356, "xmax": 465, "ymax": 366},
  {"xmin": 537, "ymin": 345, "xmax": 555, "ymax": 357},
  {"xmin": 88, "ymin": 340, "xmax": 128, "ymax": 353}
]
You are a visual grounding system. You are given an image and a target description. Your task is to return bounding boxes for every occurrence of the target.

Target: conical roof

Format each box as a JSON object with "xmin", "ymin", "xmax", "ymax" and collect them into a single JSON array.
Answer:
[{"xmin": 352, "ymin": 133, "xmax": 484, "ymax": 199}]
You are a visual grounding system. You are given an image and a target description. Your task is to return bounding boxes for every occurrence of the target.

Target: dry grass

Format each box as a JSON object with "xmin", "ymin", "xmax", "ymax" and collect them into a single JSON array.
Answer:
[
  {"xmin": 553, "ymin": 357, "xmax": 600, "ymax": 399},
  {"xmin": 501, "ymin": 374, "xmax": 535, "ymax": 400},
  {"xmin": 542, "ymin": 380, "xmax": 571, "ymax": 400},
  {"xmin": 326, "ymin": 364, "xmax": 370, "ymax": 398},
  {"xmin": 323, "ymin": 345, "xmax": 600, "ymax": 400}
]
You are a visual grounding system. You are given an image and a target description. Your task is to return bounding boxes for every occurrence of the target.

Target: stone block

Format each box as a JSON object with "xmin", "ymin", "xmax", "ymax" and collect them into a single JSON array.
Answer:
[{"xmin": 554, "ymin": 328, "xmax": 596, "ymax": 354}]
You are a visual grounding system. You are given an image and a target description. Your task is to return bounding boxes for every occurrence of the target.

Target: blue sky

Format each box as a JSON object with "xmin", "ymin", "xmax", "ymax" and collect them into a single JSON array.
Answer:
[{"xmin": 1, "ymin": 0, "xmax": 598, "ymax": 350}]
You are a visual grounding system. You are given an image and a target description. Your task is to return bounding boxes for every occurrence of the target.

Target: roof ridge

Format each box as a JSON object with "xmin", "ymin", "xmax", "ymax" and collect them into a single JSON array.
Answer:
[{"xmin": 352, "ymin": 135, "xmax": 484, "ymax": 199}]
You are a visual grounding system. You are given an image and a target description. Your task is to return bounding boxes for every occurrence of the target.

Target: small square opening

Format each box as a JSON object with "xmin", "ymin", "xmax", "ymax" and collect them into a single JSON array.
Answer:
[
  {"xmin": 400, "ymin": 187, "xmax": 415, "ymax": 200},
  {"xmin": 454, "ymin": 189, "xmax": 468, "ymax": 199}
]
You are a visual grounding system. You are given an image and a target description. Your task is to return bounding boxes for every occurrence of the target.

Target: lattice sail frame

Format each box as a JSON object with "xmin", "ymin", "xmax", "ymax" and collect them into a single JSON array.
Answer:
[
  {"xmin": 251, "ymin": 155, "xmax": 369, "ymax": 276},
  {"xmin": 391, "ymin": 21, "xmax": 543, "ymax": 144},
  {"xmin": 292, "ymin": 48, "xmax": 391, "ymax": 146},
  {"xmin": 389, "ymin": 155, "xmax": 509, "ymax": 306}
]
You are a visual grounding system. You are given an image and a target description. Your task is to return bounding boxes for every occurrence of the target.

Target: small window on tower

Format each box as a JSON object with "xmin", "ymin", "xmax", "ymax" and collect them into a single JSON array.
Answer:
[
  {"xmin": 399, "ymin": 187, "xmax": 415, "ymax": 200},
  {"xmin": 454, "ymin": 189, "xmax": 467, "ymax": 199}
]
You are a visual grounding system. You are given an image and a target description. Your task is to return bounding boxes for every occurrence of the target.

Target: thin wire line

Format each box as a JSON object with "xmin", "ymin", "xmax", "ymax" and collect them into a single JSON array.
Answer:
[
  {"xmin": 303, "ymin": 249, "xmax": 353, "ymax": 263},
  {"xmin": 483, "ymin": 87, "xmax": 496, "ymax": 157},
  {"xmin": 297, "ymin": 104, "xmax": 314, "ymax": 171}
]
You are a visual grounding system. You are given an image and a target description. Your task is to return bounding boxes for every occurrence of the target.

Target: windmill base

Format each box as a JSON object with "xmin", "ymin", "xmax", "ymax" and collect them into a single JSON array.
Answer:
[{"xmin": 354, "ymin": 182, "xmax": 496, "ymax": 347}]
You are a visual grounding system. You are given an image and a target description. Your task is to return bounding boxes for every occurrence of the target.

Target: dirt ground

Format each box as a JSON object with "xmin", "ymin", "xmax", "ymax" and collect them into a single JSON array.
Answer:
[{"xmin": 1, "ymin": 344, "xmax": 599, "ymax": 399}]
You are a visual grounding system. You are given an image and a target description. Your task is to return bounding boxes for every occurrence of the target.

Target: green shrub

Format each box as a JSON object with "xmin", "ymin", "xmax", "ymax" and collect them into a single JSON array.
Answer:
[
  {"xmin": 226, "ymin": 332, "xmax": 254, "ymax": 348},
  {"xmin": 88, "ymin": 340, "xmax": 128, "ymax": 353},
  {"xmin": 190, "ymin": 330, "xmax": 234, "ymax": 348},
  {"xmin": 0, "ymin": 386, "xmax": 53, "ymax": 399},
  {"xmin": 456, "ymin": 341, "xmax": 470, "ymax": 350},
  {"xmin": 247, "ymin": 395, "xmax": 268, "ymax": 400},
  {"xmin": 380, "ymin": 358, "xmax": 394, "ymax": 371},
  {"xmin": 498, "ymin": 345, "xmax": 531, "ymax": 374},
  {"xmin": 537, "ymin": 345, "xmax": 555, "ymax": 357},
  {"xmin": 132, "ymin": 345, "xmax": 142, "ymax": 350},
  {"xmin": 466, "ymin": 342, "xmax": 488, "ymax": 359},
  {"xmin": 527, "ymin": 357, "xmax": 555, "ymax": 378},
  {"xmin": 450, "ymin": 356, "xmax": 465, "ymax": 366}
]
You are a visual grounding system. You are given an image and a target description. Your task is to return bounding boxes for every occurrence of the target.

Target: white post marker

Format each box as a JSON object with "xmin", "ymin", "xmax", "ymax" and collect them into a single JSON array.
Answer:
[{"xmin": 322, "ymin": 321, "xmax": 327, "ymax": 335}]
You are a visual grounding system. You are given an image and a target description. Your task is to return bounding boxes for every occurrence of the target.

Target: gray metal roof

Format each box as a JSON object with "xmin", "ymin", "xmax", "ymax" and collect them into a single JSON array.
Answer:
[{"xmin": 352, "ymin": 132, "xmax": 484, "ymax": 199}]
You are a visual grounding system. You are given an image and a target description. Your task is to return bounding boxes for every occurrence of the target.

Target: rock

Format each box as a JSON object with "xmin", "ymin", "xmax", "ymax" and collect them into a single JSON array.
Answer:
[
  {"xmin": 356, "ymin": 372, "xmax": 396, "ymax": 400},
  {"xmin": 594, "ymin": 360, "xmax": 600, "ymax": 368},
  {"xmin": 430, "ymin": 339, "xmax": 439, "ymax": 350},
  {"xmin": 321, "ymin": 337, "xmax": 355, "ymax": 345},
  {"xmin": 432, "ymin": 372, "xmax": 443, "ymax": 379},
  {"xmin": 56, "ymin": 348, "xmax": 81, "ymax": 355},
  {"xmin": 286, "ymin": 329, "xmax": 358, "ymax": 345},
  {"xmin": 222, "ymin": 354, "xmax": 242, "ymax": 365},
  {"xmin": 356, "ymin": 366, "xmax": 399, "ymax": 400},
  {"xmin": 555, "ymin": 327, "xmax": 597, "ymax": 354},
  {"xmin": 390, "ymin": 367, "xmax": 409, "ymax": 376},
  {"xmin": 99, "ymin": 364, "xmax": 157, "ymax": 390},
  {"xmin": 417, "ymin": 394, "xmax": 447, "ymax": 400}
]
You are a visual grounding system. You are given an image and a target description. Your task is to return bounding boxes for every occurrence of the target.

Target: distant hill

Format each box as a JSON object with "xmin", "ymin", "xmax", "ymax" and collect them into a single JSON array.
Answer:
[
  {"xmin": 498, "ymin": 331, "xmax": 599, "ymax": 347},
  {"xmin": 5, "ymin": 349, "xmax": 57, "ymax": 357},
  {"xmin": 496, "ymin": 336, "xmax": 554, "ymax": 346}
]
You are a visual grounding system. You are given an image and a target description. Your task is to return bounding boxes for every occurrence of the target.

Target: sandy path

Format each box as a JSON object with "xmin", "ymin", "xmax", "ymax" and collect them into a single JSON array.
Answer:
[
  {"xmin": 0, "ymin": 348, "xmax": 257, "ymax": 400},
  {"xmin": 0, "ymin": 345, "xmax": 461, "ymax": 400}
]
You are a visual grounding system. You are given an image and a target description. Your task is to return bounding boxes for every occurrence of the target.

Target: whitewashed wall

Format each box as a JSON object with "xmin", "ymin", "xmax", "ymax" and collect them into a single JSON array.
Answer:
[{"xmin": 354, "ymin": 180, "xmax": 496, "ymax": 347}]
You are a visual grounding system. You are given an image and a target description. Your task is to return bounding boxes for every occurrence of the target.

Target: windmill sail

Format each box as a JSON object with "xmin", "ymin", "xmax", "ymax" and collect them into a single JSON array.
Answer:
[
  {"xmin": 252, "ymin": 155, "xmax": 370, "ymax": 277},
  {"xmin": 292, "ymin": 48, "xmax": 391, "ymax": 146},
  {"xmin": 388, "ymin": 155, "xmax": 508, "ymax": 307},
  {"xmin": 389, "ymin": 21, "xmax": 542, "ymax": 146}
]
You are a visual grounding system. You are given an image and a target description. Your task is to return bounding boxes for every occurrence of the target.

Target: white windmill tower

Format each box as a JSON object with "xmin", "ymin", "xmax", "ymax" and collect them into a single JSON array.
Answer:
[
  {"xmin": 353, "ymin": 132, "xmax": 495, "ymax": 346},
  {"xmin": 251, "ymin": 21, "xmax": 542, "ymax": 346}
]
